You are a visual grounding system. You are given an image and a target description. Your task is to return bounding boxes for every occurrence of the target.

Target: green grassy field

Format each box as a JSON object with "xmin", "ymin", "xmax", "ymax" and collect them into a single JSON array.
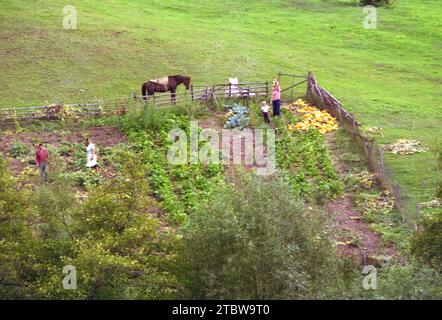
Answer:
[{"xmin": 1, "ymin": 0, "xmax": 441, "ymax": 208}]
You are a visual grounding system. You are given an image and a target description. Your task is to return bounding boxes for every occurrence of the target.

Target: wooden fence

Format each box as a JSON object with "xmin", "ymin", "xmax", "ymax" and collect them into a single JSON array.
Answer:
[
  {"xmin": 277, "ymin": 72, "xmax": 309, "ymax": 101},
  {"xmin": 305, "ymin": 71, "xmax": 415, "ymax": 225},
  {"xmin": 0, "ymin": 97, "xmax": 133, "ymax": 125},
  {"xmin": 0, "ymin": 77, "xmax": 311, "ymax": 125},
  {"xmin": 136, "ymin": 81, "xmax": 273, "ymax": 108}
]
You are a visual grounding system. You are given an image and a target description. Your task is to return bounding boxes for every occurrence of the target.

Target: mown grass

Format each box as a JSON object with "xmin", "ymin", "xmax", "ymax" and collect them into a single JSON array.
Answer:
[{"xmin": 0, "ymin": 0, "xmax": 441, "ymax": 209}]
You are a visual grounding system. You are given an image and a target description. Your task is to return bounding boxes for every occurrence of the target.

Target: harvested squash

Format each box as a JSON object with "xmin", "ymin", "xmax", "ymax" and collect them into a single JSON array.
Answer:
[{"xmin": 287, "ymin": 99, "xmax": 339, "ymax": 134}]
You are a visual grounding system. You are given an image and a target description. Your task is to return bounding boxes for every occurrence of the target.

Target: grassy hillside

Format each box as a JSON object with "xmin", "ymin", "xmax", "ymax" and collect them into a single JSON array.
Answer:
[{"xmin": 1, "ymin": 0, "xmax": 441, "ymax": 206}]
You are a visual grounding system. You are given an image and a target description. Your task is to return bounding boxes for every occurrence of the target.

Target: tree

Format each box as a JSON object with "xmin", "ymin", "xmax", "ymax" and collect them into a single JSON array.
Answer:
[
  {"xmin": 359, "ymin": 0, "xmax": 395, "ymax": 7},
  {"xmin": 412, "ymin": 212, "xmax": 442, "ymax": 271},
  {"xmin": 0, "ymin": 153, "xmax": 181, "ymax": 299},
  {"xmin": 177, "ymin": 170, "xmax": 342, "ymax": 299}
]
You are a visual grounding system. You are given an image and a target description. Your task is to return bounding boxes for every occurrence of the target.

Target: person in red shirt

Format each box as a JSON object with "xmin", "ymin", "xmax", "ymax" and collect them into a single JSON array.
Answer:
[{"xmin": 36, "ymin": 143, "xmax": 50, "ymax": 182}]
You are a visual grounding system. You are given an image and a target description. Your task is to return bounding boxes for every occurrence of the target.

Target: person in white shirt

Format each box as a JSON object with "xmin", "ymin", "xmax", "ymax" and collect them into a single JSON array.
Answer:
[
  {"xmin": 261, "ymin": 101, "xmax": 270, "ymax": 123},
  {"xmin": 86, "ymin": 137, "xmax": 98, "ymax": 171}
]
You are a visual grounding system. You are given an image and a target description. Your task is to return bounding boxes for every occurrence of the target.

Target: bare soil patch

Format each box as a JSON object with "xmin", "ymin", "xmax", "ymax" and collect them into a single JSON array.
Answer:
[
  {"xmin": 198, "ymin": 112, "xmax": 270, "ymax": 172},
  {"xmin": 0, "ymin": 126, "xmax": 126, "ymax": 175}
]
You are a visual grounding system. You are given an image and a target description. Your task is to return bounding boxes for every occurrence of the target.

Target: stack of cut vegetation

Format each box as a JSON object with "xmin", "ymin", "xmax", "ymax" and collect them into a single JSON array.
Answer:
[
  {"xmin": 358, "ymin": 190, "xmax": 395, "ymax": 215},
  {"xmin": 382, "ymin": 139, "xmax": 428, "ymax": 155},
  {"xmin": 419, "ymin": 199, "xmax": 441, "ymax": 209}
]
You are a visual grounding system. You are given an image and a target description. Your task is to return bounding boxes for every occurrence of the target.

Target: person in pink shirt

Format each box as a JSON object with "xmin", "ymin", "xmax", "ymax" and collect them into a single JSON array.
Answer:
[{"xmin": 271, "ymin": 79, "xmax": 281, "ymax": 117}]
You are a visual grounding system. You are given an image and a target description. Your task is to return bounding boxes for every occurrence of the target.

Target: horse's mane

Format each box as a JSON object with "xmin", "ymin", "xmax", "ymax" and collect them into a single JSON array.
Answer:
[{"xmin": 171, "ymin": 74, "xmax": 190, "ymax": 80}]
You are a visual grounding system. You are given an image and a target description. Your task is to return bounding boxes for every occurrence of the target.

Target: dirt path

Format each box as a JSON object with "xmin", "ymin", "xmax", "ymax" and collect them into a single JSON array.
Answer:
[
  {"xmin": 198, "ymin": 112, "xmax": 270, "ymax": 172},
  {"xmin": 325, "ymin": 132, "xmax": 395, "ymax": 265}
]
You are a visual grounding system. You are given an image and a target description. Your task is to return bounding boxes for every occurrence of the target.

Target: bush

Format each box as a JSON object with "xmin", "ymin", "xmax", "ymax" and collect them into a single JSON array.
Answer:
[
  {"xmin": 411, "ymin": 211, "xmax": 442, "ymax": 270},
  {"xmin": 0, "ymin": 154, "xmax": 180, "ymax": 299},
  {"xmin": 436, "ymin": 145, "xmax": 442, "ymax": 198},
  {"xmin": 177, "ymin": 170, "xmax": 341, "ymax": 299},
  {"xmin": 372, "ymin": 263, "xmax": 442, "ymax": 299},
  {"xmin": 359, "ymin": 0, "xmax": 395, "ymax": 7},
  {"xmin": 411, "ymin": 144, "xmax": 442, "ymax": 269},
  {"xmin": 10, "ymin": 141, "xmax": 29, "ymax": 158},
  {"xmin": 45, "ymin": 145, "xmax": 67, "ymax": 174},
  {"xmin": 57, "ymin": 171, "xmax": 103, "ymax": 189}
]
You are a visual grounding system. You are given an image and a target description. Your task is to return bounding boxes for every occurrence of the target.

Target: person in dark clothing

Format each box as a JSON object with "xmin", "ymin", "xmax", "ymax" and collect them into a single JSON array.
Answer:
[{"xmin": 261, "ymin": 101, "xmax": 271, "ymax": 123}]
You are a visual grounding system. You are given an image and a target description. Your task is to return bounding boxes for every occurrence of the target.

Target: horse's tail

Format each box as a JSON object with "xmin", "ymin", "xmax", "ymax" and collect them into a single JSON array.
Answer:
[{"xmin": 141, "ymin": 82, "xmax": 147, "ymax": 100}]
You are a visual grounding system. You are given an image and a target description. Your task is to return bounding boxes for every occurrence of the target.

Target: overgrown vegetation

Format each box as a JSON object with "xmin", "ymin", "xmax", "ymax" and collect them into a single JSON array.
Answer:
[
  {"xmin": 177, "ymin": 170, "xmax": 341, "ymax": 299},
  {"xmin": 359, "ymin": 0, "xmax": 395, "ymax": 7},
  {"xmin": 0, "ymin": 154, "xmax": 180, "ymax": 299},
  {"xmin": 0, "ymin": 103, "xmax": 441, "ymax": 298},
  {"xmin": 410, "ymin": 145, "xmax": 442, "ymax": 271},
  {"xmin": 9, "ymin": 142, "xmax": 29, "ymax": 158}
]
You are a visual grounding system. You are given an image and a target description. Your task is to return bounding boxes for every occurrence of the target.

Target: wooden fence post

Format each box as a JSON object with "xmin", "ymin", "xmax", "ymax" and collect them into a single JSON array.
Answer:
[
  {"xmin": 306, "ymin": 71, "xmax": 312, "ymax": 99},
  {"xmin": 363, "ymin": 134, "xmax": 370, "ymax": 158},
  {"xmin": 212, "ymin": 85, "xmax": 216, "ymax": 107},
  {"xmin": 191, "ymin": 84, "xmax": 194, "ymax": 102},
  {"xmin": 337, "ymin": 104, "xmax": 343, "ymax": 124},
  {"xmin": 44, "ymin": 100, "xmax": 49, "ymax": 120},
  {"xmin": 378, "ymin": 147, "xmax": 386, "ymax": 188},
  {"xmin": 414, "ymin": 204, "xmax": 421, "ymax": 231},
  {"xmin": 291, "ymin": 76, "xmax": 295, "ymax": 101},
  {"xmin": 98, "ymin": 99, "xmax": 103, "ymax": 117},
  {"xmin": 393, "ymin": 184, "xmax": 404, "ymax": 222},
  {"xmin": 352, "ymin": 117, "xmax": 358, "ymax": 138}
]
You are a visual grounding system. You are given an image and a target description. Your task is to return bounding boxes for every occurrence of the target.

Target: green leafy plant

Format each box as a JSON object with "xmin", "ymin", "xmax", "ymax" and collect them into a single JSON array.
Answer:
[
  {"xmin": 357, "ymin": 0, "xmax": 395, "ymax": 7},
  {"xmin": 57, "ymin": 171, "xmax": 103, "ymax": 189},
  {"xmin": 9, "ymin": 141, "xmax": 29, "ymax": 158},
  {"xmin": 412, "ymin": 211, "xmax": 442, "ymax": 270},
  {"xmin": 177, "ymin": 170, "xmax": 342, "ymax": 299},
  {"xmin": 0, "ymin": 154, "xmax": 180, "ymax": 299},
  {"xmin": 276, "ymin": 129, "xmax": 343, "ymax": 203}
]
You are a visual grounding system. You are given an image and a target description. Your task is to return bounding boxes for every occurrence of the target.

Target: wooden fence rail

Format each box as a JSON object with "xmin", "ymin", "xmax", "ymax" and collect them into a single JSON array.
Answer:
[
  {"xmin": 0, "ymin": 101, "xmax": 127, "ymax": 125},
  {"xmin": 135, "ymin": 80, "xmax": 294, "ymax": 107},
  {"xmin": 1, "ymin": 78, "xmax": 312, "ymax": 124}
]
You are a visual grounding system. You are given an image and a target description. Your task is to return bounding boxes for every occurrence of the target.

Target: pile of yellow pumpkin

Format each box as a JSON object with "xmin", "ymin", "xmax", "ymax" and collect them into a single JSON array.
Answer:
[{"xmin": 287, "ymin": 99, "xmax": 339, "ymax": 134}]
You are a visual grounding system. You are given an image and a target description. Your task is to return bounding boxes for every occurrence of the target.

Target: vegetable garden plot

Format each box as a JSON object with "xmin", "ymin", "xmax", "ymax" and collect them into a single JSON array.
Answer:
[
  {"xmin": 276, "ymin": 127, "xmax": 344, "ymax": 203},
  {"xmin": 222, "ymin": 103, "xmax": 250, "ymax": 129},
  {"xmin": 0, "ymin": 126, "xmax": 126, "ymax": 179}
]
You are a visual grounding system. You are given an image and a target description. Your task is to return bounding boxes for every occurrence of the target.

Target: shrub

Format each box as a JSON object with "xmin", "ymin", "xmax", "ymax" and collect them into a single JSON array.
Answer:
[
  {"xmin": 45, "ymin": 145, "xmax": 67, "ymax": 174},
  {"xmin": 57, "ymin": 171, "xmax": 103, "ymax": 189},
  {"xmin": 0, "ymin": 154, "xmax": 180, "ymax": 299},
  {"xmin": 372, "ymin": 263, "xmax": 442, "ymax": 299},
  {"xmin": 10, "ymin": 141, "xmax": 29, "ymax": 158},
  {"xmin": 411, "ymin": 211, "xmax": 442, "ymax": 270},
  {"xmin": 411, "ymin": 145, "xmax": 442, "ymax": 269},
  {"xmin": 177, "ymin": 170, "xmax": 341, "ymax": 299},
  {"xmin": 359, "ymin": 0, "xmax": 395, "ymax": 7},
  {"xmin": 436, "ymin": 145, "xmax": 442, "ymax": 198}
]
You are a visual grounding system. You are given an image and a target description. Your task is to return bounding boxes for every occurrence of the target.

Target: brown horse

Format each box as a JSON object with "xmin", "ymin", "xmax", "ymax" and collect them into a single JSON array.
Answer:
[{"xmin": 141, "ymin": 75, "xmax": 191, "ymax": 103}]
